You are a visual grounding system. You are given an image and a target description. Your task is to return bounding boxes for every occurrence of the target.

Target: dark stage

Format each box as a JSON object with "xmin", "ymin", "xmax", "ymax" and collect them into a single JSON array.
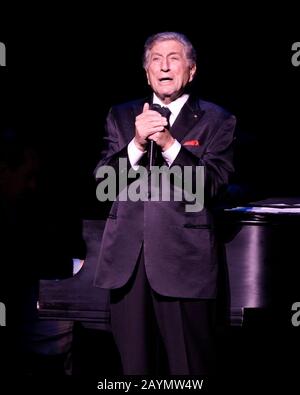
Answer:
[{"xmin": 1, "ymin": 7, "xmax": 300, "ymax": 392}]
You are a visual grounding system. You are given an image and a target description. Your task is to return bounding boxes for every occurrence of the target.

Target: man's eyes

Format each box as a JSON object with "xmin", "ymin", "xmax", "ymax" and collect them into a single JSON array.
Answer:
[{"xmin": 151, "ymin": 56, "xmax": 180, "ymax": 62}]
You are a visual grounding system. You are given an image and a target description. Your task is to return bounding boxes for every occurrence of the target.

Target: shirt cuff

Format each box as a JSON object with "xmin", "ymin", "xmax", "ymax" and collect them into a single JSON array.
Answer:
[
  {"xmin": 162, "ymin": 139, "xmax": 181, "ymax": 166},
  {"xmin": 128, "ymin": 139, "xmax": 147, "ymax": 170}
]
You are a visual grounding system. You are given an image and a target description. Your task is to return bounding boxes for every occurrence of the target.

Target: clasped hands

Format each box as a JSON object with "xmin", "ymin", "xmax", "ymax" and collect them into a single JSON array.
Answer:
[{"xmin": 134, "ymin": 103, "xmax": 175, "ymax": 152}]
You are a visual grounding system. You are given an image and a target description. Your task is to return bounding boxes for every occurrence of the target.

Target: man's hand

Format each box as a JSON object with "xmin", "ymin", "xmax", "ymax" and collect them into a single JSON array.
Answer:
[
  {"xmin": 147, "ymin": 130, "xmax": 175, "ymax": 152},
  {"xmin": 134, "ymin": 103, "xmax": 173, "ymax": 151}
]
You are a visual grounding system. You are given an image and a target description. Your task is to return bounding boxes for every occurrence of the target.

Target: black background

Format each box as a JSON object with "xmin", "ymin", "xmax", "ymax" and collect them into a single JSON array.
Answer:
[{"xmin": 1, "ymin": 6, "xmax": 299, "ymax": 212}]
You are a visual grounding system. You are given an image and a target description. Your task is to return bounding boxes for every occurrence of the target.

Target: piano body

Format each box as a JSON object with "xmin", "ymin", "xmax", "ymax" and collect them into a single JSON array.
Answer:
[
  {"xmin": 38, "ymin": 200, "xmax": 300, "ymax": 328},
  {"xmin": 38, "ymin": 219, "xmax": 110, "ymax": 331}
]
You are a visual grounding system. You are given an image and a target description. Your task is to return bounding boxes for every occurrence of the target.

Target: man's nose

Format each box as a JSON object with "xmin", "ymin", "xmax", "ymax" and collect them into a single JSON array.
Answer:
[{"xmin": 161, "ymin": 58, "xmax": 170, "ymax": 71}]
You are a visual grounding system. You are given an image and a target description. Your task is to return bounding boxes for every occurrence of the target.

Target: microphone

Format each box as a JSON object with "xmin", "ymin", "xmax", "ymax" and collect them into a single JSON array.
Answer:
[
  {"xmin": 148, "ymin": 104, "xmax": 171, "ymax": 170},
  {"xmin": 150, "ymin": 104, "xmax": 171, "ymax": 129}
]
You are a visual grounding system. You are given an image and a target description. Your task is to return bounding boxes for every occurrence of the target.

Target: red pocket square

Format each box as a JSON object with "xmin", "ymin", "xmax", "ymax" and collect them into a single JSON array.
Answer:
[{"xmin": 183, "ymin": 139, "xmax": 200, "ymax": 146}]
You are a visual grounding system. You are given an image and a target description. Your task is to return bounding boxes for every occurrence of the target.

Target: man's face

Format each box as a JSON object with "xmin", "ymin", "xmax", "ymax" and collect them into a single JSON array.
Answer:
[{"xmin": 145, "ymin": 40, "xmax": 196, "ymax": 104}]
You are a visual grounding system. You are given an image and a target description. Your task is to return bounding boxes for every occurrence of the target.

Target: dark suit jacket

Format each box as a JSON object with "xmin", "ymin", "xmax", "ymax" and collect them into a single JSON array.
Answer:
[{"xmin": 94, "ymin": 95, "xmax": 236, "ymax": 298}]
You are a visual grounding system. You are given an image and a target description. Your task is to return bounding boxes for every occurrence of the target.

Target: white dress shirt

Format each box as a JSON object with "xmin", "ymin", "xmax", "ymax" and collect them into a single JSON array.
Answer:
[{"xmin": 128, "ymin": 93, "xmax": 189, "ymax": 169}]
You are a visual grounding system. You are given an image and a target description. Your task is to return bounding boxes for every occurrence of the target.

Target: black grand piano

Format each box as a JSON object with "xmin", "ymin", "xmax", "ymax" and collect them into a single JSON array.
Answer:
[
  {"xmin": 36, "ymin": 198, "xmax": 300, "ymax": 379},
  {"xmin": 38, "ymin": 198, "xmax": 300, "ymax": 328},
  {"xmin": 217, "ymin": 198, "xmax": 300, "ymax": 326},
  {"xmin": 38, "ymin": 219, "xmax": 110, "ymax": 330}
]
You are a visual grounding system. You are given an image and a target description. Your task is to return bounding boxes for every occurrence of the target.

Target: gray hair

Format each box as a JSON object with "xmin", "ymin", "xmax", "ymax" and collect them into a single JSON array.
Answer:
[{"xmin": 143, "ymin": 32, "xmax": 197, "ymax": 69}]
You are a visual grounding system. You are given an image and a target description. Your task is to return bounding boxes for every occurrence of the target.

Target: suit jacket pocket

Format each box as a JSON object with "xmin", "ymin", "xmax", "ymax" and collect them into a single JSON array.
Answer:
[{"xmin": 181, "ymin": 144, "xmax": 204, "ymax": 158}]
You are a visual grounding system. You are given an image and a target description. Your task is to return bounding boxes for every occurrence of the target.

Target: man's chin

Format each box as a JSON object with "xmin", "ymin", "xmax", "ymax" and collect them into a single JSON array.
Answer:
[{"xmin": 157, "ymin": 92, "xmax": 181, "ymax": 102}]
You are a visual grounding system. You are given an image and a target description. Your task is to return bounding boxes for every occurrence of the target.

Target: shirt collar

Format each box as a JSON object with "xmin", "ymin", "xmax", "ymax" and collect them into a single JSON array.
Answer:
[{"xmin": 152, "ymin": 93, "xmax": 189, "ymax": 120}]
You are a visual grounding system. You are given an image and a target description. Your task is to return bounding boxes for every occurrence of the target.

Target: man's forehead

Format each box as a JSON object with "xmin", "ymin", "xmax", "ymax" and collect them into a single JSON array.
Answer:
[{"xmin": 150, "ymin": 40, "xmax": 184, "ymax": 53}]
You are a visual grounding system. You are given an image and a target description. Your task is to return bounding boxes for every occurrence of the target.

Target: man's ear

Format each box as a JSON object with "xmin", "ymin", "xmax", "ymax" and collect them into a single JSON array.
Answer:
[
  {"xmin": 189, "ymin": 64, "xmax": 197, "ymax": 82},
  {"xmin": 145, "ymin": 69, "xmax": 151, "ymax": 85}
]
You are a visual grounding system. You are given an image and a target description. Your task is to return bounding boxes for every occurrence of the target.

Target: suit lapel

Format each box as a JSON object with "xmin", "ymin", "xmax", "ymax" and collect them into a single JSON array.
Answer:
[
  {"xmin": 170, "ymin": 95, "xmax": 204, "ymax": 142},
  {"xmin": 121, "ymin": 97, "xmax": 151, "ymax": 145},
  {"xmin": 131, "ymin": 96, "xmax": 153, "ymax": 118},
  {"xmin": 128, "ymin": 95, "xmax": 205, "ymax": 144}
]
